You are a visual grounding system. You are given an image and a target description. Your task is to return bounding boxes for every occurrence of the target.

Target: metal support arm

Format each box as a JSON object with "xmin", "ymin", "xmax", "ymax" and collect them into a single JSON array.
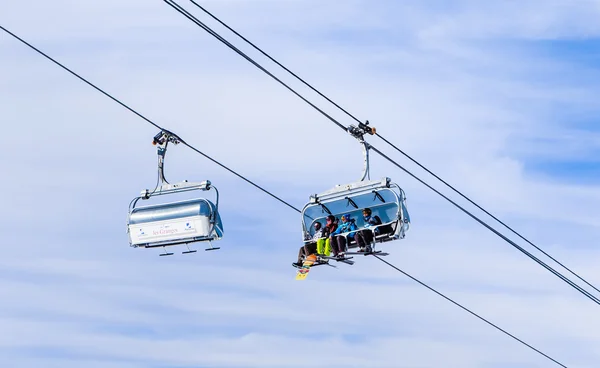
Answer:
[
  {"xmin": 347, "ymin": 121, "xmax": 376, "ymax": 182},
  {"xmin": 152, "ymin": 130, "xmax": 181, "ymax": 190}
]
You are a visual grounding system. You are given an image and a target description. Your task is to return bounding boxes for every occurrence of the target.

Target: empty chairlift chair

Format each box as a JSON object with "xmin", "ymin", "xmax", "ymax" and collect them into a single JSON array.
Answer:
[{"xmin": 126, "ymin": 130, "xmax": 223, "ymax": 256}]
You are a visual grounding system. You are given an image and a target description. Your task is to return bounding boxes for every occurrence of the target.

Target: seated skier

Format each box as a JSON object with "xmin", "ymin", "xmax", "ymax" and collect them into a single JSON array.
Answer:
[
  {"xmin": 293, "ymin": 221, "xmax": 325, "ymax": 268},
  {"xmin": 354, "ymin": 207, "xmax": 382, "ymax": 252},
  {"xmin": 316, "ymin": 214, "xmax": 337, "ymax": 257},
  {"xmin": 329, "ymin": 213, "xmax": 357, "ymax": 258}
]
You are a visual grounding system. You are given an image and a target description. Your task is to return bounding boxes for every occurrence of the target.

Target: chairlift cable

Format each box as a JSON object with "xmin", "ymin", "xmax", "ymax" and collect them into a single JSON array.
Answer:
[
  {"xmin": 0, "ymin": 24, "xmax": 300, "ymax": 215},
  {"xmin": 163, "ymin": 0, "xmax": 347, "ymax": 133},
  {"xmin": 163, "ymin": 1, "xmax": 600, "ymax": 306},
  {"xmin": 187, "ymin": 0, "xmax": 362, "ymax": 127},
  {"xmin": 368, "ymin": 144, "xmax": 600, "ymax": 306},
  {"xmin": 184, "ymin": 0, "xmax": 600, "ymax": 298},
  {"xmin": 0, "ymin": 24, "xmax": 570, "ymax": 367},
  {"xmin": 372, "ymin": 255, "xmax": 568, "ymax": 368},
  {"xmin": 375, "ymin": 133, "xmax": 600, "ymax": 296}
]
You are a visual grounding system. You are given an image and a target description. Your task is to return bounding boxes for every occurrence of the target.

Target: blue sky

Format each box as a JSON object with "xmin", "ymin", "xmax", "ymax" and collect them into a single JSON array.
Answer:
[{"xmin": 2, "ymin": 0, "xmax": 600, "ymax": 367}]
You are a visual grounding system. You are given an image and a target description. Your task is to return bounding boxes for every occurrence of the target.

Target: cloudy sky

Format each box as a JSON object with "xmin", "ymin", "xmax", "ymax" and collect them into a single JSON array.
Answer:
[{"xmin": 2, "ymin": 0, "xmax": 600, "ymax": 367}]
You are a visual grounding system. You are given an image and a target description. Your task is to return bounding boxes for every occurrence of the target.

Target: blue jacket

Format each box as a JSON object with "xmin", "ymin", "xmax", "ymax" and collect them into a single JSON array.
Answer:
[
  {"xmin": 363, "ymin": 215, "xmax": 382, "ymax": 228},
  {"xmin": 331, "ymin": 219, "xmax": 357, "ymax": 238},
  {"xmin": 363, "ymin": 215, "xmax": 383, "ymax": 234}
]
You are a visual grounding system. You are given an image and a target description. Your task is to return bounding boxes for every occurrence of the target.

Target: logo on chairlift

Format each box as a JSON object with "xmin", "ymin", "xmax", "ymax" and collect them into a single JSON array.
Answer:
[
  {"xmin": 153, "ymin": 224, "xmax": 178, "ymax": 236},
  {"xmin": 185, "ymin": 222, "xmax": 194, "ymax": 231}
]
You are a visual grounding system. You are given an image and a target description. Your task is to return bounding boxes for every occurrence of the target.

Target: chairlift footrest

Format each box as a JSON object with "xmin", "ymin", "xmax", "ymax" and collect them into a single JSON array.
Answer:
[
  {"xmin": 182, "ymin": 250, "xmax": 197, "ymax": 254},
  {"xmin": 366, "ymin": 251, "xmax": 389, "ymax": 256},
  {"xmin": 159, "ymin": 252, "xmax": 174, "ymax": 256},
  {"xmin": 321, "ymin": 255, "xmax": 353, "ymax": 260},
  {"xmin": 321, "ymin": 255, "xmax": 355, "ymax": 265},
  {"xmin": 205, "ymin": 247, "xmax": 221, "ymax": 251}
]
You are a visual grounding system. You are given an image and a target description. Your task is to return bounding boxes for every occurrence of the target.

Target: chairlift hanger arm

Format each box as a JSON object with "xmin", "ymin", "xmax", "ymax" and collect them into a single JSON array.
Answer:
[
  {"xmin": 141, "ymin": 130, "xmax": 216, "ymax": 200},
  {"xmin": 150, "ymin": 129, "xmax": 184, "ymax": 193},
  {"xmin": 348, "ymin": 121, "xmax": 375, "ymax": 181}
]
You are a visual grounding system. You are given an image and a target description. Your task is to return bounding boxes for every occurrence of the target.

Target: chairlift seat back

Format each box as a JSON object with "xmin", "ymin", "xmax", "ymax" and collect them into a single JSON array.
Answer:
[{"xmin": 128, "ymin": 198, "xmax": 223, "ymax": 248}]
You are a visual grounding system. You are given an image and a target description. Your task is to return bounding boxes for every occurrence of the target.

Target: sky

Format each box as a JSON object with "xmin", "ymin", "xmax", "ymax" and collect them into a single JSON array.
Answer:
[{"xmin": 2, "ymin": 0, "xmax": 600, "ymax": 367}]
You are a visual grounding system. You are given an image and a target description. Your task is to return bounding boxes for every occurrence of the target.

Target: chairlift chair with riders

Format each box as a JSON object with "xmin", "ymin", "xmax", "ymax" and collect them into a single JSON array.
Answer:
[
  {"xmin": 300, "ymin": 122, "xmax": 410, "ymax": 264},
  {"xmin": 126, "ymin": 130, "xmax": 223, "ymax": 256}
]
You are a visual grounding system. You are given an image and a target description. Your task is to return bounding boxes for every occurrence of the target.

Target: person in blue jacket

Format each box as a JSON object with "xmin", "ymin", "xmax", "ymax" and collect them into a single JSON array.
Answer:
[
  {"xmin": 354, "ymin": 207, "xmax": 382, "ymax": 252},
  {"xmin": 329, "ymin": 213, "xmax": 357, "ymax": 258}
]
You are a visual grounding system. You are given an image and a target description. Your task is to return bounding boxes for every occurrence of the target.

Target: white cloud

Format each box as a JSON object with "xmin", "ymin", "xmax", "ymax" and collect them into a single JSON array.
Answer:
[
  {"xmin": 415, "ymin": 0, "xmax": 600, "ymax": 41},
  {"xmin": 2, "ymin": 0, "xmax": 600, "ymax": 367}
]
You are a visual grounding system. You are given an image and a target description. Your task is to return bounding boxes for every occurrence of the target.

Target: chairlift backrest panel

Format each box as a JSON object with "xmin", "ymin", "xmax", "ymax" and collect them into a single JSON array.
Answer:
[
  {"xmin": 306, "ymin": 202, "xmax": 399, "ymax": 237},
  {"xmin": 129, "ymin": 198, "xmax": 213, "ymax": 224},
  {"xmin": 128, "ymin": 198, "xmax": 222, "ymax": 247}
]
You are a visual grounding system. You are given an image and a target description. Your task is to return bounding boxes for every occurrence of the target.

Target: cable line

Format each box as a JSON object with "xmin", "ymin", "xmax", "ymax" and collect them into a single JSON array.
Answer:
[
  {"xmin": 0, "ymin": 23, "xmax": 569, "ymax": 367},
  {"xmin": 164, "ymin": 0, "xmax": 347, "ymax": 133},
  {"xmin": 185, "ymin": 0, "xmax": 600, "ymax": 298},
  {"xmin": 375, "ymin": 132, "xmax": 600, "ymax": 296},
  {"xmin": 0, "ymin": 24, "xmax": 299, "ymax": 215},
  {"xmin": 187, "ymin": 0, "xmax": 362, "ymax": 127},
  {"xmin": 368, "ymin": 144, "xmax": 600, "ymax": 306},
  {"xmin": 163, "ymin": 0, "xmax": 600, "ymax": 306},
  {"xmin": 372, "ymin": 255, "xmax": 567, "ymax": 368}
]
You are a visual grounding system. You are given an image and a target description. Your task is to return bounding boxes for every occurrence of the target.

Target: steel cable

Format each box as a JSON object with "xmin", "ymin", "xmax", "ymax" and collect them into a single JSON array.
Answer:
[
  {"xmin": 185, "ymin": 0, "xmax": 600, "ymax": 298},
  {"xmin": 162, "ymin": 1, "xmax": 600, "ymax": 306},
  {"xmin": 0, "ymin": 23, "xmax": 570, "ymax": 367}
]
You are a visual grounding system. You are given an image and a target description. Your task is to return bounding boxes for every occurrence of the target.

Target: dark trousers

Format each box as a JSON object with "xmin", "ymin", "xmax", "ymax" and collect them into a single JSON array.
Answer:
[
  {"xmin": 297, "ymin": 242, "xmax": 317, "ymax": 263},
  {"xmin": 354, "ymin": 229, "xmax": 374, "ymax": 249},
  {"xmin": 331, "ymin": 235, "xmax": 347, "ymax": 255}
]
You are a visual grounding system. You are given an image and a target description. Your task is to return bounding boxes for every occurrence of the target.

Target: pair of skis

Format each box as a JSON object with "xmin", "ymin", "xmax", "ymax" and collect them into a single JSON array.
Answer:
[
  {"xmin": 294, "ymin": 250, "xmax": 388, "ymax": 280},
  {"xmin": 294, "ymin": 254, "xmax": 342, "ymax": 280}
]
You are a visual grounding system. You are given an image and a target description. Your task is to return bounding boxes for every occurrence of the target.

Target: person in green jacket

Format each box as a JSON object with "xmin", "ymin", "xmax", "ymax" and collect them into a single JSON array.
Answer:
[{"xmin": 316, "ymin": 215, "xmax": 337, "ymax": 257}]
